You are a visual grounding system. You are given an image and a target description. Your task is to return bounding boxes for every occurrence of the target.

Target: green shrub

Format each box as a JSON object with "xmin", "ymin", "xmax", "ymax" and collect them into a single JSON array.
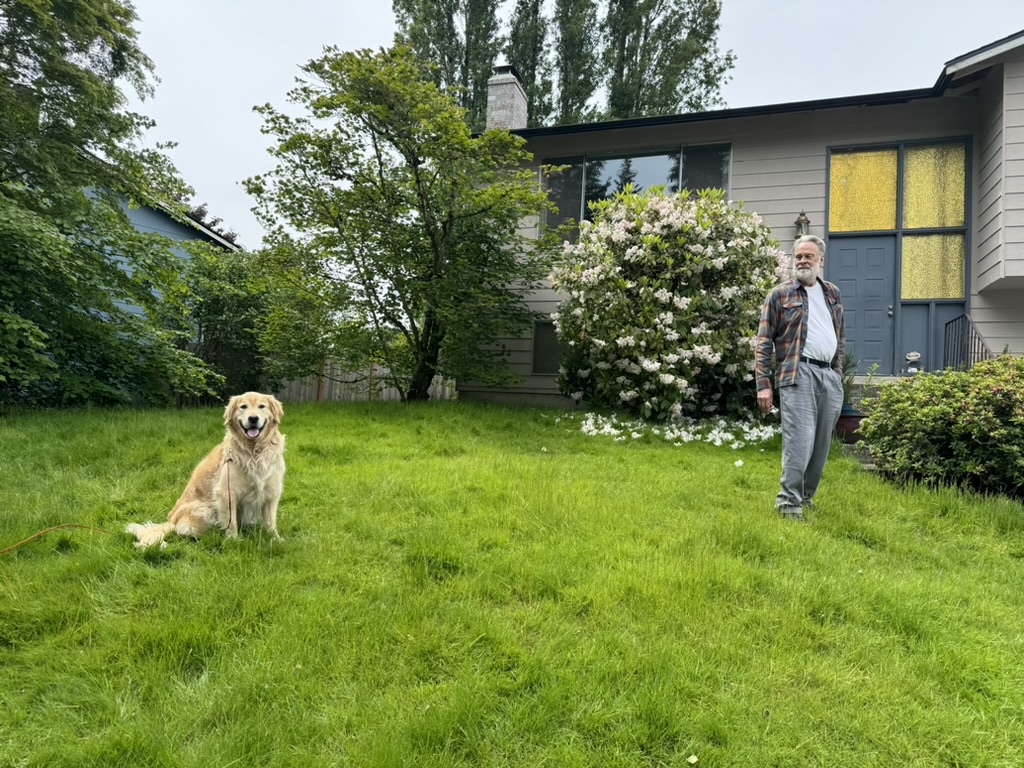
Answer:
[{"xmin": 860, "ymin": 355, "xmax": 1024, "ymax": 498}]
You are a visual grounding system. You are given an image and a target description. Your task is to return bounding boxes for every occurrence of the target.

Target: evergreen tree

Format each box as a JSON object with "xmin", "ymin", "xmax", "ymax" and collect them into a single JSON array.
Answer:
[
  {"xmin": 392, "ymin": 0, "xmax": 503, "ymax": 132},
  {"xmin": 551, "ymin": 0, "xmax": 602, "ymax": 124},
  {"xmin": 602, "ymin": 0, "xmax": 734, "ymax": 119},
  {"xmin": 505, "ymin": 0, "xmax": 554, "ymax": 127},
  {"xmin": 394, "ymin": 0, "xmax": 733, "ymax": 127}
]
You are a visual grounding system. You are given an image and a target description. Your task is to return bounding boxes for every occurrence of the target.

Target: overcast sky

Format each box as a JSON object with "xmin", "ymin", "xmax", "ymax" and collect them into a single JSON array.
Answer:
[{"xmin": 128, "ymin": 0, "xmax": 1024, "ymax": 247}]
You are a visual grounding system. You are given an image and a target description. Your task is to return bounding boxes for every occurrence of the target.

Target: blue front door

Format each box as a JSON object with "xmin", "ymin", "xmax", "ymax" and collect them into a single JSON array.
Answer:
[{"xmin": 828, "ymin": 236, "xmax": 897, "ymax": 375}]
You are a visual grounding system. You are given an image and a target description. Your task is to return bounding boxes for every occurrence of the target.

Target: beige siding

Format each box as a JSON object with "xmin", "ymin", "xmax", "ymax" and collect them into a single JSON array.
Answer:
[
  {"xmin": 970, "ymin": 57, "xmax": 1024, "ymax": 355},
  {"xmin": 973, "ymin": 75, "xmax": 1005, "ymax": 289},
  {"xmin": 1003, "ymin": 60, "xmax": 1024, "ymax": 279}
]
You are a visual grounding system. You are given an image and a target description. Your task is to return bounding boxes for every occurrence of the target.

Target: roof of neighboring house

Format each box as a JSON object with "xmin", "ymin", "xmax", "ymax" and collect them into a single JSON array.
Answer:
[
  {"xmin": 513, "ymin": 28, "xmax": 1024, "ymax": 140},
  {"xmin": 154, "ymin": 201, "xmax": 241, "ymax": 251}
]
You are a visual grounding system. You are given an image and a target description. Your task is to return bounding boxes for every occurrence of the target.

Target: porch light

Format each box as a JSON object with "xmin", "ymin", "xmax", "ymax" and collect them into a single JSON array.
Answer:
[{"xmin": 795, "ymin": 210, "xmax": 810, "ymax": 236}]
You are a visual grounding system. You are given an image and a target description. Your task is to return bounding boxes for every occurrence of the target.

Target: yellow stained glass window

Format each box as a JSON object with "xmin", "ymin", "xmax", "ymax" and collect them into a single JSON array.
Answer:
[
  {"xmin": 901, "ymin": 234, "xmax": 964, "ymax": 299},
  {"xmin": 829, "ymin": 149, "xmax": 897, "ymax": 232},
  {"xmin": 903, "ymin": 144, "xmax": 965, "ymax": 229}
]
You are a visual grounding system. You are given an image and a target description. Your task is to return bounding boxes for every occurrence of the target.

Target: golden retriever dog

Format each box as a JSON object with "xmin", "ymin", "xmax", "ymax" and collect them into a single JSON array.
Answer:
[{"xmin": 126, "ymin": 392, "xmax": 286, "ymax": 549}]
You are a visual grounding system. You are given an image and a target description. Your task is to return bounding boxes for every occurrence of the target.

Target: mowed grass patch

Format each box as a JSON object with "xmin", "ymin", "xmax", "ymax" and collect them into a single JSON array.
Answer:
[{"xmin": 1, "ymin": 400, "xmax": 1023, "ymax": 766}]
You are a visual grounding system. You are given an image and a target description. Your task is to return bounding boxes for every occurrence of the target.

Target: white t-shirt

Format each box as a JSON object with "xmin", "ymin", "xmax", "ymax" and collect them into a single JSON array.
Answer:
[{"xmin": 803, "ymin": 281, "xmax": 837, "ymax": 363}]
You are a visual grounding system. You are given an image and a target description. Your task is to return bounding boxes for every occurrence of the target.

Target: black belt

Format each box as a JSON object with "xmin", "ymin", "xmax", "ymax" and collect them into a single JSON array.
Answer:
[{"xmin": 800, "ymin": 356, "xmax": 830, "ymax": 368}]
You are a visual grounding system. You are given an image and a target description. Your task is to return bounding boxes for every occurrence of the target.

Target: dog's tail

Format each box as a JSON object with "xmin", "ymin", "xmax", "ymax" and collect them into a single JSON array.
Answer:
[{"xmin": 124, "ymin": 521, "xmax": 174, "ymax": 549}]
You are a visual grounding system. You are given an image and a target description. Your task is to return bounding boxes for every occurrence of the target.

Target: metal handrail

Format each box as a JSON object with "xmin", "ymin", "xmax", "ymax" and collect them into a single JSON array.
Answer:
[{"xmin": 943, "ymin": 314, "xmax": 993, "ymax": 371}]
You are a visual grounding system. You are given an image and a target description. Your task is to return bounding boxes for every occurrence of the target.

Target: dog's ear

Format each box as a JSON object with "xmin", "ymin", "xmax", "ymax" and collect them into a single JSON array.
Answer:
[
  {"xmin": 224, "ymin": 395, "xmax": 240, "ymax": 426},
  {"xmin": 269, "ymin": 395, "xmax": 283, "ymax": 424}
]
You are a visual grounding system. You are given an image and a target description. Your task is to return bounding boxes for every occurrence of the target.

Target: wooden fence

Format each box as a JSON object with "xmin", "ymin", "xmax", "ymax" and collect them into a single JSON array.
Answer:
[{"xmin": 275, "ymin": 363, "xmax": 456, "ymax": 403}]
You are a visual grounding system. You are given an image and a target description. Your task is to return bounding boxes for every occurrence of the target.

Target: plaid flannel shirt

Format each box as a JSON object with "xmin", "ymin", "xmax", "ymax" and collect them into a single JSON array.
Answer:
[{"xmin": 754, "ymin": 278, "xmax": 845, "ymax": 391}]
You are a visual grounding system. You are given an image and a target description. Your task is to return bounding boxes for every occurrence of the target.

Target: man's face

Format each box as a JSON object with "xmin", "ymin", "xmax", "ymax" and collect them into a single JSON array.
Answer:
[{"xmin": 794, "ymin": 242, "xmax": 823, "ymax": 285}]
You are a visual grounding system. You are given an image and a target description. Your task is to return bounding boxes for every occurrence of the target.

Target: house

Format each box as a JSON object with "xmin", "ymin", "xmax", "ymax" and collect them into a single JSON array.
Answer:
[
  {"xmin": 124, "ymin": 200, "xmax": 239, "ymax": 255},
  {"xmin": 459, "ymin": 31, "xmax": 1024, "ymax": 406},
  {"xmin": 113, "ymin": 198, "xmax": 239, "ymax": 318}
]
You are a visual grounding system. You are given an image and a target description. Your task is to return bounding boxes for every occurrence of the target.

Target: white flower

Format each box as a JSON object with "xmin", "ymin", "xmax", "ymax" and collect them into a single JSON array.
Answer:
[{"xmin": 734, "ymin": 459, "xmax": 744, "ymax": 467}]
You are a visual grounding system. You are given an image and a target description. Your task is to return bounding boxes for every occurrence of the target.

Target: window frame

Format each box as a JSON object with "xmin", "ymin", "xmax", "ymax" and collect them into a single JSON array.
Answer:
[
  {"xmin": 825, "ymin": 137, "xmax": 971, "ymax": 304},
  {"xmin": 543, "ymin": 142, "xmax": 732, "ymax": 232}
]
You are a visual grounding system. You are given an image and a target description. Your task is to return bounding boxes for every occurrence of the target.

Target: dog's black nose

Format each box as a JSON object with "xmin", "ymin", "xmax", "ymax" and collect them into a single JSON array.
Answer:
[{"xmin": 247, "ymin": 415, "xmax": 259, "ymax": 424}]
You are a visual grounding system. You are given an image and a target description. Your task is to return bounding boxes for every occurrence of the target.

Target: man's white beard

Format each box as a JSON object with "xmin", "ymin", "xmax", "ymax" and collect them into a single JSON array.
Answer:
[{"xmin": 795, "ymin": 264, "xmax": 820, "ymax": 285}]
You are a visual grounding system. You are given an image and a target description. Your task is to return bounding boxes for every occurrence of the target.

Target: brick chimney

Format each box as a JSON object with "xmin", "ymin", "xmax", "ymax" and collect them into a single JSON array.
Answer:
[{"xmin": 485, "ymin": 64, "xmax": 528, "ymax": 131}]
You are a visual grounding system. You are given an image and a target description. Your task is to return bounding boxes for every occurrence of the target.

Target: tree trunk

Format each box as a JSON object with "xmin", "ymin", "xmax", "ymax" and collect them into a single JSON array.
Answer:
[{"xmin": 408, "ymin": 311, "xmax": 444, "ymax": 401}]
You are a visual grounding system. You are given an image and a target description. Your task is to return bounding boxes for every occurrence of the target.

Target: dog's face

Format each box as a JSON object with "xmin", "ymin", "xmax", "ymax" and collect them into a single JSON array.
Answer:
[{"xmin": 225, "ymin": 392, "xmax": 284, "ymax": 441}]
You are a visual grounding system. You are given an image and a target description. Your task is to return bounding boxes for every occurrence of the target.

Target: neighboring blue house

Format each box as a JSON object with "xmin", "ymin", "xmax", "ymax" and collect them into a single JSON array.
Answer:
[
  {"xmin": 123, "ymin": 200, "xmax": 240, "ymax": 255},
  {"xmin": 112, "ymin": 199, "xmax": 240, "ymax": 317}
]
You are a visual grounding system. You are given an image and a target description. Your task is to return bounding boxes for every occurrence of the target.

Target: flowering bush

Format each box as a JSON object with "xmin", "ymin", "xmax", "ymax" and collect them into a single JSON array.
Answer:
[{"xmin": 551, "ymin": 187, "xmax": 784, "ymax": 421}]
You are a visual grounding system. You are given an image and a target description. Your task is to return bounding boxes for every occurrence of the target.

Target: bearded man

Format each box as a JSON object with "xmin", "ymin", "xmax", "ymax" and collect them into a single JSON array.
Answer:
[{"xmin": 754, "ymin": 234, "xmax": 845, "ymax": 522}]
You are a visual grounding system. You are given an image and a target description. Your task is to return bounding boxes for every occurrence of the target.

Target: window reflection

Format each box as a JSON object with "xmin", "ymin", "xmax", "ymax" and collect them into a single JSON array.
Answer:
[{"xmin": 545, "ymin": 145, "xmax": 730, "ymax": 233}]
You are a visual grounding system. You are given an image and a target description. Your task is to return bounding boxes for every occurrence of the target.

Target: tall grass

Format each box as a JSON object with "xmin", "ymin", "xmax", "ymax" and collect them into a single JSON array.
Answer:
[{"xmin": 2, "ymin": 401, "xmax": 1023, "ymax": 767}]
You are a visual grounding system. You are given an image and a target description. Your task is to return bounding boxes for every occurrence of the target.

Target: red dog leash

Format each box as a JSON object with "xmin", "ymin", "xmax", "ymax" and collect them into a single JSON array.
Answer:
[
  {"xmin": 0, "ymin": 524, "xmax": 111, "ymax": 555},
  {"xmin": 226, "ymin": 457, "xmax": 235, "ymax": 531}
]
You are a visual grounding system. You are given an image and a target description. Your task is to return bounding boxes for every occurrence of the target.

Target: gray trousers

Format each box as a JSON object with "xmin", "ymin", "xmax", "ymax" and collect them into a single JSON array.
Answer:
[{"xmin": 777, "ymin": 362, "xmax": 843, "ymax": 509}]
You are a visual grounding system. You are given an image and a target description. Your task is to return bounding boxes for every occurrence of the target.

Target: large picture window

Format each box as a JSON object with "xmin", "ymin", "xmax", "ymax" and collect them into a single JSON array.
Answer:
[{"xmin": 546, "ymin": 144, "xmax": 730, "ymax": 233}]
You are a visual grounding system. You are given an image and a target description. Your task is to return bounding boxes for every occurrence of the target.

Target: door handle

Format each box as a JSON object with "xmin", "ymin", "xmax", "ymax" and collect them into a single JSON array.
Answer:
[{"xmin": 887, "ymin": 305, "xmax": 894, "ymax": 317}]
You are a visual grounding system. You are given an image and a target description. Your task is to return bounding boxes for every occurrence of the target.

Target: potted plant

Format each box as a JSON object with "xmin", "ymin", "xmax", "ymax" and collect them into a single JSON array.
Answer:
[{"xmin": 836, "ymin": 351, "xmax": 864, "ymax": 443}]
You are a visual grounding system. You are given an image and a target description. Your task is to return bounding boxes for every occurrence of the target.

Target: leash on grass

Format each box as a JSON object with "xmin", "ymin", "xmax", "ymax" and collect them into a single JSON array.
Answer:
[
  {"xmin": 0, "ymin": 524, "xmax": 111, "ymax": 556},
  {"xmin": 5, "ymin": 458, "xmax": 237, "ymax": 555}
]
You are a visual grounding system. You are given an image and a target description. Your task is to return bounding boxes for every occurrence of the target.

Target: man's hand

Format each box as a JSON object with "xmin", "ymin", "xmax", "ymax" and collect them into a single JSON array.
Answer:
[{"xmin": 757, "ymin": 387, "xmax": 773, "ymax": 414}]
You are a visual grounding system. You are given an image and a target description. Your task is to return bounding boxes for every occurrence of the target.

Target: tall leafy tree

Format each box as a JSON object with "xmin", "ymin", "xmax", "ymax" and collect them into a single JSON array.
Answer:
[
  {"xmin": 504, "ymin": 0, "xmax": 554, "ymax": 127},
  {"xmin": 551, "ymin": 0, "xmax": 602, "ymax": 124},
  {"xmin": 392, "ymin": 0, "xmax": 503, "ymax": 132},
  {"xmin": 602, "ymin": 0, "xmax": 734, "ymax": 118},
  {"xmin": 0, "ymin": 0, "xmax": 216, "ymax": 406},
  {"xmin": 245, "ymin": 46, "xmax": 565, "ymax": 401},
  {"xmin": 169, "ymin": 244, "xmax": 271, "ymax": 403},
  {"xmin": 392, "ymin": 0, "xmax": 733, "ymax": 127}
]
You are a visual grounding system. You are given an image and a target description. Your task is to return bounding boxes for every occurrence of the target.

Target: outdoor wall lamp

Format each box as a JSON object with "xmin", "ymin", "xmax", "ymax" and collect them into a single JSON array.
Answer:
[{"xmin": 794, "ymin": 210, "xmax": 810, "ymax": 237}]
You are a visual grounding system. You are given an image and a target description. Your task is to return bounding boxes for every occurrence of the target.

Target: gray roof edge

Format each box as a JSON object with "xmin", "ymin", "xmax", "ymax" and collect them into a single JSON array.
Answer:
[
  {"xmin": 513, "ymin": 87, "xmax": 940, "ymax": 138},
  {"xmin": 154, "ymin": 200, "xmax": 242, "ymax": 251},
  {"xmin": 943, "ymin": 28, "xmax": 1024, "ymax": 70}
]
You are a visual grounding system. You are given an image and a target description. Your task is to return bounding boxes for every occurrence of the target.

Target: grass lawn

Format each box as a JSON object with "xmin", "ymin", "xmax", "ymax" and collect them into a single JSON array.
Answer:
[{"xmin": 1, "ymin": 400, "xmax": 1023, "ymax": 767}]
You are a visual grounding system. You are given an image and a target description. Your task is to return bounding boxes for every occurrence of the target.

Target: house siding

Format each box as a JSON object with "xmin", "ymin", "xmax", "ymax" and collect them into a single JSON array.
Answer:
[
  {"xmin": 973, "ymin": 73, "xmax": 1005, "ymax": 289},
  {"xmin": 971, "ymin": 55, "xmax": 1024, "ymax": 356},
  {"xmin": 1004, "ymin": 58, "xmax": 1024, "ymax": 268},
  {"xmin": 460, "ymin": 97, "xmax": 980, "ymax": 401}
]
